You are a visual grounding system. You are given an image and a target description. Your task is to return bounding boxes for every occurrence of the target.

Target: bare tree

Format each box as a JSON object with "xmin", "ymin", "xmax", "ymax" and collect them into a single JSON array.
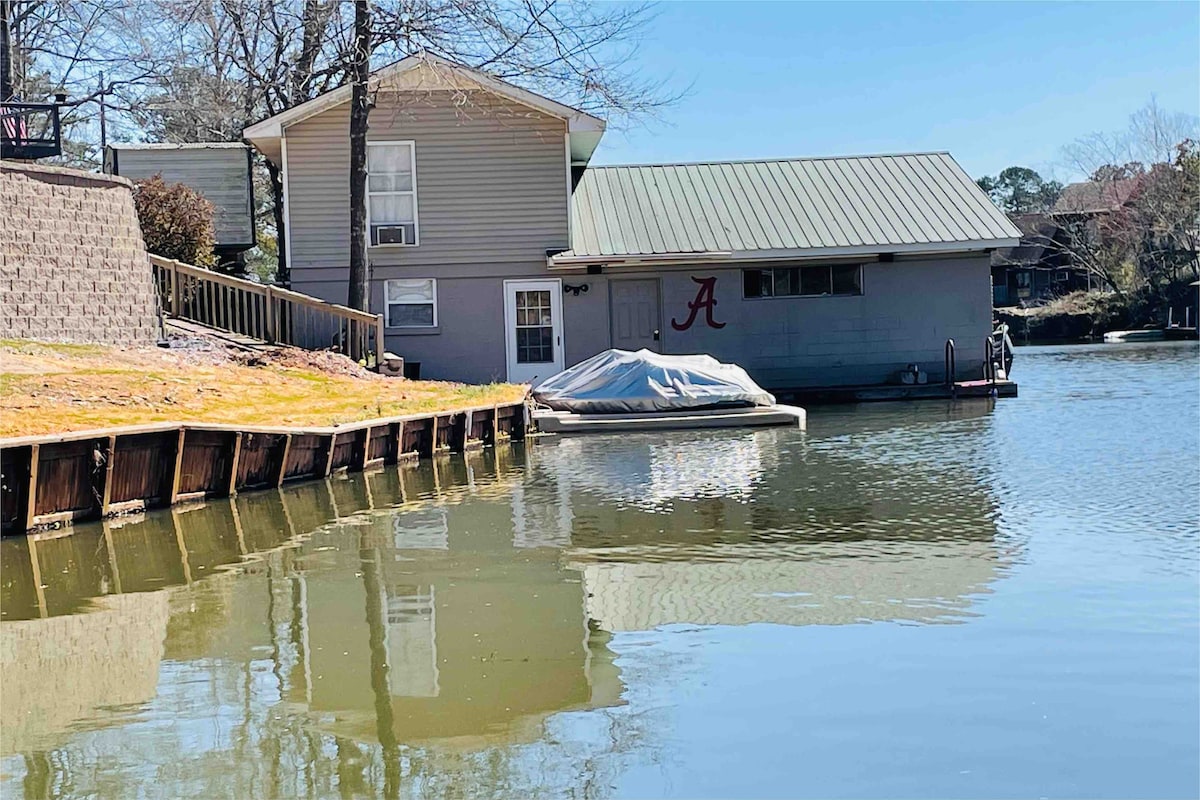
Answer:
[
  {"xmin": 1046, "ymin": 100, "xmax": 1200, "ymax": 295},
  {"xmin": 1061, "ymin": 98, "xmax": 1199, "ymax": 181},
  {"xmin": 347, "ymin": 0, "xmax": 371, "ymax": 312},
  {"xmin": 3, "ymin": 1, "xmax": 177, "ymax": 165}
]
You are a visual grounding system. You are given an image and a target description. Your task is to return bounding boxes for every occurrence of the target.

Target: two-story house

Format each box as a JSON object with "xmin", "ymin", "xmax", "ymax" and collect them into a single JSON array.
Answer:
[{"xmin": 243, "ymin": 54, "xmax": 1019, "ymax": 389}]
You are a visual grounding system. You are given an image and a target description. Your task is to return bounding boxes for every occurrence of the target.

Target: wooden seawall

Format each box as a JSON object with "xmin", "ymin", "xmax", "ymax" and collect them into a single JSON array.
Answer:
[{"xmin": 0, "ymin": 402, "xmax": 526, "ymax": 536}]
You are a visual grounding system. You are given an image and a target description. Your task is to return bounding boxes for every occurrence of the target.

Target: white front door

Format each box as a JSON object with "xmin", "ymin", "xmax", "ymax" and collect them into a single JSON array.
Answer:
[{"xmin": 504, "ymin": 279, "xmax": 565, "ymax": 385}]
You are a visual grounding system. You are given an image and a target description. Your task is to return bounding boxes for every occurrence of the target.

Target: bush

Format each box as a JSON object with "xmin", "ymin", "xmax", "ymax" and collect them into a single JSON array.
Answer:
[{"xmin": 132, "ymin": 174, "xmax": 218, "ymax": 269}]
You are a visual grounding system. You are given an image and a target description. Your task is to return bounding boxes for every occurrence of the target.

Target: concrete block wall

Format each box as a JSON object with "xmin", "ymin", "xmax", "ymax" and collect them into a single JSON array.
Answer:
[
  {"xmin": 656, "ymin": 256, "xmax": 994, "ymax": 388},
  {"xmin": 1, "ymin": 160, "xmax": 159, "ymax": 346}
]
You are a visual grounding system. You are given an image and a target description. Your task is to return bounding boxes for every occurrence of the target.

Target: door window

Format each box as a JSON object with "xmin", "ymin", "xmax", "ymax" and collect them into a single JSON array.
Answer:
[{"xmin": 515, "ymin": 290, "xmax": 554, "ymax": 363}]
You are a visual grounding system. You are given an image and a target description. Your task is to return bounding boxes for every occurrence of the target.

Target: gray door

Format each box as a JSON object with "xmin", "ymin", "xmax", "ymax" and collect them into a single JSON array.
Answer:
[{"xmin": 610, "ymin": 279, "xmax": 661, "ymax": 352}]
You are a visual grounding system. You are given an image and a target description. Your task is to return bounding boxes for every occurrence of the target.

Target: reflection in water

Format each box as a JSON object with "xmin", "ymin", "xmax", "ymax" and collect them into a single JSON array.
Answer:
[
  {"xmin": 2, "ymin": 343, "xmax": 1195, "ymax": 798},
  {"xmin": 0, "ymin": 413, "xmax": 1009, "ymax": 798}
]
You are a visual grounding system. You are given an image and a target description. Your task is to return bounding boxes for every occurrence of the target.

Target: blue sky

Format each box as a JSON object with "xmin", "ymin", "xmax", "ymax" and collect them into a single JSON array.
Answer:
[{"xmin": 590, "ymin": 1, "xmax": 1200, "ymax": 182}]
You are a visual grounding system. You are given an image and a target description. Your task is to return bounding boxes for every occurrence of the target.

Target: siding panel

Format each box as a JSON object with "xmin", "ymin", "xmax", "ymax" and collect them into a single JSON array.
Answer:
[
  {"xmin": 112, "ymin": 146, "xmax": 254, "ymax": 246},
  {"xmin": 284, "ymin": 94, "xmax": 568, "ymax": 274}
]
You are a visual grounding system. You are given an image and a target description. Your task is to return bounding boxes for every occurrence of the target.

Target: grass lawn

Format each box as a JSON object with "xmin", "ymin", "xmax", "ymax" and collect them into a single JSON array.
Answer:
[{"xmin": 0, "ymin": 339, "xmax": 526, "ymax": 438}]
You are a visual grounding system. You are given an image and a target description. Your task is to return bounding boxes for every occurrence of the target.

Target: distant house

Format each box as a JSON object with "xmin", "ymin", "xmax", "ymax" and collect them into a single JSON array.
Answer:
[
  {"xmin": 104, "ymin": 143, "xmax": 256, "ymax": 268},
  {"xmin": 991, "ymin": 214, "xmax": 1090, "ymax": 306},
  {"xmin": 1052, "ymin": 177, "xmax": 1141, "ymax": 215},
  {"xmin": 990, "ymin": 178, "xmax": 1143, "ymax": 307},
  {"xmin": 242, "ymin": 54, "xmax": 1019, "ymax": 389}
]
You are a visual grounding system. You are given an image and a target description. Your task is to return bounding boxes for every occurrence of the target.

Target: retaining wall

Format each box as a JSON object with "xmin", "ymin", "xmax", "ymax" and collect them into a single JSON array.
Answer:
[{"xmin": 1, "ymin": 160, "xmax": 159, "ymax": 345}]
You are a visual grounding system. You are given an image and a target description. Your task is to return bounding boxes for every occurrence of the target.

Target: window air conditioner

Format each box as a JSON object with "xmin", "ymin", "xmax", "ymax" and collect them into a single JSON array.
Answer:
[{"xmin": 377, "ymin": 225, "xmax": 408, "ymax": 245}]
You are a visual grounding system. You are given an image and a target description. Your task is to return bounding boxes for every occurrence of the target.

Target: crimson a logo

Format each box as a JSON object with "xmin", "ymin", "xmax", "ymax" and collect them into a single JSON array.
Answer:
[{"xmin": 671, "ymin": 276, "xmax": 726, "ymax": 331}]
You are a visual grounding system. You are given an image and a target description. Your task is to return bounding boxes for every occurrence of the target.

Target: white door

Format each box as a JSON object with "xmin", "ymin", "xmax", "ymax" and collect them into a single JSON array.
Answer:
[{"xmin": 504, "ymin": 279, "xmax": 565, "ymax": 385}]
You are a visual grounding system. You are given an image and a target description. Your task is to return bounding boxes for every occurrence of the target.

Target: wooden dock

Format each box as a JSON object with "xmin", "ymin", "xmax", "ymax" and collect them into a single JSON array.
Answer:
[{"xmin": 0, "ymin": 402, "xmax": 526, "ymax": 536}]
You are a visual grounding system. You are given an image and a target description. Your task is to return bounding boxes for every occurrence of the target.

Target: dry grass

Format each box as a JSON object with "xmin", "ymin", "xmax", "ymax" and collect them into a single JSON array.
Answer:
[{"xmin": 0, "ymin": 338, "xmax": 526, "ymax": 438}]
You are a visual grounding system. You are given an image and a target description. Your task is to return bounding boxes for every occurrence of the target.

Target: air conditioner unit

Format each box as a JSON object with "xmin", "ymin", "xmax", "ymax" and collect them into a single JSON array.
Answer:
[{"xmin": 377, "ymin": 225, "xmax": 408, "ymax": 245}]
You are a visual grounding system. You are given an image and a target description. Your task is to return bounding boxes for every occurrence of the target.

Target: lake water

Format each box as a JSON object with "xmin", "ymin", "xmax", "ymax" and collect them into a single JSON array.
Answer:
[{"xmin": 1, "ymin": 342, "xmax": 1197, "ymax": 799}]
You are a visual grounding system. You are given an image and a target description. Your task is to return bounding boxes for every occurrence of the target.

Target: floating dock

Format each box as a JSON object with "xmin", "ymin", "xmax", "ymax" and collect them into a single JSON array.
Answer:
[
  {"xmin": 0, "ymin": 403, "xmax": 526, "ymax": 536},
  {"xmin": 777, "ymin": 379, "xmax": 1018, "ymax": 405},
  {"xmin": 532, "ymin": 404, "xmax": 806, "ymax": 434}
]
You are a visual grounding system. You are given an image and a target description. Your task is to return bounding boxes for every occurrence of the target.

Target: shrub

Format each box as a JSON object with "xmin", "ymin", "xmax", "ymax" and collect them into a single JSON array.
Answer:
[{"xmin": 131, "ymin": 174, "xmax": 218, "ymax": 269}]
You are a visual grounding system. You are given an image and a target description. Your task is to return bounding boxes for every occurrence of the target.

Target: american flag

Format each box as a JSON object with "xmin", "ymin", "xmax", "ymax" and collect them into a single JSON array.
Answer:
[{"xmin": 1, "ymin": 100, "xmax": 30, "ymax": 145}]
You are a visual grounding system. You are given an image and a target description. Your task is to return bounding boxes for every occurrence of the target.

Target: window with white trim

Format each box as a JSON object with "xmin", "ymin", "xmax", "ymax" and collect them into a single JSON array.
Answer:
[
  {"xmin": 367, "ymin": 141, "xmax": 418, "ymax": 246},
  {"xmin": 385, "ymin": 279, "xmax": 437, "ymax": 328}
]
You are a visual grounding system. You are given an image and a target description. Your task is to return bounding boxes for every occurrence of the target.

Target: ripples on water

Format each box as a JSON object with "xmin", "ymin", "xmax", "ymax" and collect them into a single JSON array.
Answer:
[{"xmin": 1, "ymin": 342, "xmax": 1196, "ymax": 799}]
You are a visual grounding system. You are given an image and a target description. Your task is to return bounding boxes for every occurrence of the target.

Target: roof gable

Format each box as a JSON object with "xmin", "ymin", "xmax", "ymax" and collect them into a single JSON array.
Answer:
[
  {"xmin": 243, "ymin": 53, "xmax": 605, "ymax": 163},
  {"xmin": 559, "ymin": 153, "xmax": 1022, "ymax": 264}
]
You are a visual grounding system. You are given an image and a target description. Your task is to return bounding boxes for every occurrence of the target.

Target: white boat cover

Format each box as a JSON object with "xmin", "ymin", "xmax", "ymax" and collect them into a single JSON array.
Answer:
[{"xmin": 532, "ymin": 349, "xmax": 775, "ymax": 413}]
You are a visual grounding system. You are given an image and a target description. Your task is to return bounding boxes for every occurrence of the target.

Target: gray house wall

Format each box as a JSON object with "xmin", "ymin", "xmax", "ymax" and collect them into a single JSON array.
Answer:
[
  {"xmin": 648, "ymin": 254, "xmax": 993, "ymax": 388},
  {"xmin": 106, "ymin": 145, "xmax": 254, "ymax": 249},
  {"xmin": 284, "ymin": 92, "xmax": 568, "ymax": 290},
  {"xmin": 337, "ymin": 253, "xmax": 992, "ymax": 387}
]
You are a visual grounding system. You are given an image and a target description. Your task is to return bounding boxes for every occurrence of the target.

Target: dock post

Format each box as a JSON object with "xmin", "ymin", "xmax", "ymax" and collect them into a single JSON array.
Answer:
[
  {"xmin": 168, "ymin": 428, "xmax": 187, "ymax": 504},
  {"xmin": 276, "ymin": 434, "xmax": 293, "ymax": 488},
  {"xmin": 100, "ymin": 434, "xmax": 117, "ymax": 515},
  {"xmin": 358, "ymin": 427, "xmax": 373, "ymax": 471},
  {"xmin": 322, "ymin": 434, "xmax": 337, "ymax": 477},
  {"xmin": 227, "ymin": 433, "xmax": 243, "ymax": 496},
  {"xmin": 23, "ymin": 444, "xmax": 40, "ymax": 533}
]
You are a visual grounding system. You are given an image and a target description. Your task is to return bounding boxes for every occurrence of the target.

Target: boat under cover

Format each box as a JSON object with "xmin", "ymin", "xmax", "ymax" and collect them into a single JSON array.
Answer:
[{"xmin": 531, "ymin": 349, "xmax": 776, "ymax": 414}]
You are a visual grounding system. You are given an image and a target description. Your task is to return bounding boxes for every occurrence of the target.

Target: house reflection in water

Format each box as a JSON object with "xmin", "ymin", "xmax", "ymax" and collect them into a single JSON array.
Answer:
[
  {"xmin": 0, "ymin": 414, "xmax": 1009, "ymax": 797},
  {"xmin": 522, "ymin": 423, "xmax": 1007, "ymax": 630}
]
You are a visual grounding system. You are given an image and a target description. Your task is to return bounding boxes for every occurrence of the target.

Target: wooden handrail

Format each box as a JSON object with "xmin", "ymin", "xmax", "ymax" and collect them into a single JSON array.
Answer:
[{"xmin": 149, "ymin": 254, "xmax": 387, "ymax": 369}]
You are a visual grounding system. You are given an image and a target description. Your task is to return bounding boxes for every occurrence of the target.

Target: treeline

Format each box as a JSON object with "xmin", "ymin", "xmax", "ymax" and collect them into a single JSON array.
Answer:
[{"xmin": 978, "ymin": 101, "xmax": 1199, "ymax": 302}]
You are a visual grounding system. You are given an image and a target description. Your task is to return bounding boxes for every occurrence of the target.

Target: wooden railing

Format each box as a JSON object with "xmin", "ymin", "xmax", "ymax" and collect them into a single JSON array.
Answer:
[{"xmin": 150, "ymin": 255, "xmax": 386, "ymax": 367}]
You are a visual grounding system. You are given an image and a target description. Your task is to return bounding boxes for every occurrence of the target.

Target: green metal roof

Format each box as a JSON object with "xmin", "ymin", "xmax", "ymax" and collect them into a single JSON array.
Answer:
[{"xmin": 562, "ymin": 152, "xmax": 1021, "ymax": 263}]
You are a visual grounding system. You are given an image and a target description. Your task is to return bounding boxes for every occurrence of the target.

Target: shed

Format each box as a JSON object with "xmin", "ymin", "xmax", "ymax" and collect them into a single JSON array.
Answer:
[{"xmin": 104, "ymin": 143, "xmax": 256, "ymax": 257}]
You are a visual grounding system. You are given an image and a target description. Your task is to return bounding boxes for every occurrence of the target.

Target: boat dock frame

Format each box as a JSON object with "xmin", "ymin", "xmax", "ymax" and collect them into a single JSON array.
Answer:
[{"xmin": 0, "ymin": 402, "xmax": 526, "ymax": 536}]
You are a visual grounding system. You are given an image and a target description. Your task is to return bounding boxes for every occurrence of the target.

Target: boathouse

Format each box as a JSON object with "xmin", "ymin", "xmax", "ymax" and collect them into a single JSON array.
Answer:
[{"xmin": 243, "ymin": 54, "xmax": 1020, "ymax": 390}]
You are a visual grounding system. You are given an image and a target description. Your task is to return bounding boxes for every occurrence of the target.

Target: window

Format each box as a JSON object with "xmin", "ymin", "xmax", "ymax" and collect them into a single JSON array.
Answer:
[
  {"xmin": 514, "ymin": 290, "xmax": 554, "ymax": 363},
  {"xmin": 385, "ymin": 279, "xmax": 436, "ymax": 328},
  {"xmin": 743, "ymin": 264, "xmax": 862, "ymax": 298},
  {"xmin": 367, "ymin": 141, "xmax": 418, "ymax": 246}
]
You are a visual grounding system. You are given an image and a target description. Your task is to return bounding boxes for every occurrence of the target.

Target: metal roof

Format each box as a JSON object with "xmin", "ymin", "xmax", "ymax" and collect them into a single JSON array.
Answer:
[{"xmin": 561, "ymin": 152, "xmax": 1021, "ymax": 264}]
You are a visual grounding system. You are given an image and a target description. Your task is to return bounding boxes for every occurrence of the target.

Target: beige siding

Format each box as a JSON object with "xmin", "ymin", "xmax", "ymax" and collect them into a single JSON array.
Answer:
[
  {"xmin": 113, "ymin": 147, "xmax": 254, "ymax": 247},
  {"xmin": 284, "ymin": 93, "xmax": 568, "ymax": 276}
]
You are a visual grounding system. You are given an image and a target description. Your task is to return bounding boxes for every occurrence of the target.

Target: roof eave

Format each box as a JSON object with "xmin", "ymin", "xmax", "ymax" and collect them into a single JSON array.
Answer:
[{"xmin": 549, "ymin": 239, "xmax": 1020, "ymax": 268}]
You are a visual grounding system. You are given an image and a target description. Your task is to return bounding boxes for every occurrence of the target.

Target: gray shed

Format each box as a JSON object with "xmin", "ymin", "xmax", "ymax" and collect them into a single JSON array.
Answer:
[{"xmin": 104, "ymin": 143, "xmax": 255, "ymax": 254}]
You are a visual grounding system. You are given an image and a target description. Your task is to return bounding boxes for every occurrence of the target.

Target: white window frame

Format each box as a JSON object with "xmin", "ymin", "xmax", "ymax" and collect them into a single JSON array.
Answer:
[
  {"xmin": 384, "ymin": 278, "xmax": 438, "ymax": 329},
  {"xmin": 366, "ymin": 140, "xmax": 419, "ymax": 248}
]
